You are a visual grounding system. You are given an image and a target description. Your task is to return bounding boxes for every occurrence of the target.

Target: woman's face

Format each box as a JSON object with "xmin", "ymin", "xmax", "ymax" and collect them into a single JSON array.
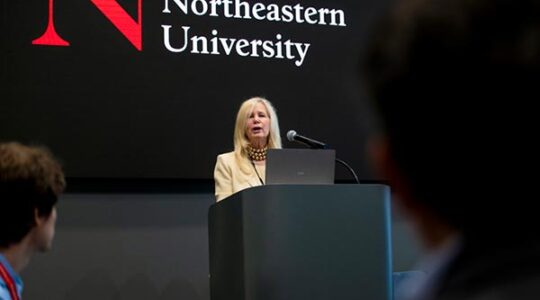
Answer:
[{"xmin": 245, "ymin": 102, "xmax": 271, "ymax": 145}]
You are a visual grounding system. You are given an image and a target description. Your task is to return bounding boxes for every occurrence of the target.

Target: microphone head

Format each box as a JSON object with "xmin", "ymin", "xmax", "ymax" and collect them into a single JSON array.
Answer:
[{"xmin": 286, "ymin": 130, "xmax": 297, "ymax": 141}]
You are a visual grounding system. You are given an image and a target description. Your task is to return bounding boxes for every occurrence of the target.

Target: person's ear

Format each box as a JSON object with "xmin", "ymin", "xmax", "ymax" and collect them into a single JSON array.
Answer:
[
  {"xmin": 367, "ymin": 135, "xmax": 391, "ymax": 182},
  {"xmin": 34, "ymin": 208, "xmax": 47, "ymax": 226},
  {"xmin": 367, "ymin": 136, "xmax": 415, "ymax": 212}
]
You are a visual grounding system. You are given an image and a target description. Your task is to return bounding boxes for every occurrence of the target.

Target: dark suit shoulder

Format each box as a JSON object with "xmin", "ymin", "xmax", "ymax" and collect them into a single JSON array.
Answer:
[{"xmin": 435, "ymin": 241, "xmax": 540, "ymax": 300}]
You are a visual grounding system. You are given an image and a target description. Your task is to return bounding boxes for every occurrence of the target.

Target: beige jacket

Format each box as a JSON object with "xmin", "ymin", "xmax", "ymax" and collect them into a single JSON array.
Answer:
[{"xmin": 213, "ymin": 152, "xmax": 264, "ymax": 202}]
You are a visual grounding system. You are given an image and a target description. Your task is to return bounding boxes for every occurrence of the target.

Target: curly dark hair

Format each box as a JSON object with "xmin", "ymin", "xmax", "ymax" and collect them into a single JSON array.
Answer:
[{"xmin": 0, "ymin": 142, "xmax": 66, "ymax": 247}]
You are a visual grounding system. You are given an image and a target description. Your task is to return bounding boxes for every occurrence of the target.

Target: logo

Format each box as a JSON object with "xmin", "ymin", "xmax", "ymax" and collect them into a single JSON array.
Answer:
[
  {"xmin": 30, "ymin": 0, "xmax": 348, "ymax": 67},
  {"xmin": 32, "ymin": 0, "xmax": 143, "ymax": 50}
]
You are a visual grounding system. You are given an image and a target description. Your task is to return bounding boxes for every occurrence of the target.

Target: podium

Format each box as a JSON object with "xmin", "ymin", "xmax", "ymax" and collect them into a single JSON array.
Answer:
[{"xmin": 208, "ymin": 184, "xmax": 392, "ymax": 300}]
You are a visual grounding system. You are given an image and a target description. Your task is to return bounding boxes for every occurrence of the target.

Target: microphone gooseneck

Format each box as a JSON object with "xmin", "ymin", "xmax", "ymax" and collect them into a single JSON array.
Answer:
[
  {"xmin": 335, "ymin": 158, "xmax": 360, "ymax": 184},
  {"xmin": 286, "ymin": 129, "xmax": 359, "ymax": 183}
]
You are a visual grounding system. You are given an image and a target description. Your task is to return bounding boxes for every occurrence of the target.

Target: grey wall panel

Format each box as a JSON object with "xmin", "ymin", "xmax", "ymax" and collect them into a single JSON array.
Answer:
[
  {"xmin": 21, "ymin": 193, "xmax": 215, "ymax": 300},
  {"xmin": 19, "ymin": 192, "xmax": 421, "ymax": 300}
]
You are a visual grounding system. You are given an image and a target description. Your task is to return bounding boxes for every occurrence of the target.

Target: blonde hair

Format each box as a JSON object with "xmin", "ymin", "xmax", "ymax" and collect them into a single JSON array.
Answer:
[{"xmin": 233, "ymin": 97, "xmax": 282, "ymax": 173}]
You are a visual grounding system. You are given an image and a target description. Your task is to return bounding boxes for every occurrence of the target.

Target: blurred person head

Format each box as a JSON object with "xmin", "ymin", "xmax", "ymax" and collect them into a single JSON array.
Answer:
[
  {"xmin": 0, "ymin": 142, "xmax": 65, "ymax": 258},
  {"xmin": 362, "ymin": 0, "xmax": 540, "ymax": 246}
]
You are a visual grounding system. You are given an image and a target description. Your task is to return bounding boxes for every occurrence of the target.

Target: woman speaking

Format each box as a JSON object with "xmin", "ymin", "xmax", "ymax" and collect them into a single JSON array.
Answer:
[{"xmin": 213, "ymin": 97, "xmax": 282, "ymax": 201}]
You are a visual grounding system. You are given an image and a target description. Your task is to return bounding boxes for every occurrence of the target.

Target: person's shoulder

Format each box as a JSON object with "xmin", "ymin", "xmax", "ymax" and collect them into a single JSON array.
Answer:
[
  {"xmin": 217, "ymin": 151, "xmax": 234, "ymax": 157},
  {"xmin": 217, "ymin": 151, "xmax": 235, "ymax": 160},
  {"xmin": 436, "ymin": 241, "xmax": 540, "ymax": 300},
  {"xmin": 216, "ymin": 151, "xmax": 235, "ymax": 165},
  {"xmin": 438, "ymin": 278, "xmax": 540, "ymax": 300}
]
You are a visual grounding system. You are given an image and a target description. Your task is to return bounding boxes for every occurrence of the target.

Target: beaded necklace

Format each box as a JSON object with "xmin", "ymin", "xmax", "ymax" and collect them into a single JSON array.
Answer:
[{"xmin": 247, "ymin": 145, "xmax": 267, "ymax": 161}]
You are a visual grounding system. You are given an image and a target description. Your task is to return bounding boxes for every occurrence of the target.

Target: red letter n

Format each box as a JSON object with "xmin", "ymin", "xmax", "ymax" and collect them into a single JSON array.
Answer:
[
  {"xmin": 32, "ymin": 0, "xmax": 70, "ymax": 46},
  {"xmin": 32, "ymin": 0, "xmax": 142, "ymax": 51},
  {"xmin": 91, "ymin": 0, "xmax": 143, "ymax": 51}
]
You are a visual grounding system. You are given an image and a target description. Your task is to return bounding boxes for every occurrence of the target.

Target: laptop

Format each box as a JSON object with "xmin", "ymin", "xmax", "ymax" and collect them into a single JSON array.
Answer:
[{"xmin": 265, "ymin": 148, "xmax": 335, "ymax": 184}]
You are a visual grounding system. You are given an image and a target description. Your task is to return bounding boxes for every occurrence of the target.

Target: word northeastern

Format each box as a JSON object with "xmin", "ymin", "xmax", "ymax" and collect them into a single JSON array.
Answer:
[{"xmin": 161, "ymin": 0, "xmax": 347, "ymax": 67}]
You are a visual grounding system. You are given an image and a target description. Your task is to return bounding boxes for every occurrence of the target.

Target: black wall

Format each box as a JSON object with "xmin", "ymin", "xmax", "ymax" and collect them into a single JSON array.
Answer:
[{"xmin": 1, "ymin": 0, "xmax": 391, "ymax": 180}]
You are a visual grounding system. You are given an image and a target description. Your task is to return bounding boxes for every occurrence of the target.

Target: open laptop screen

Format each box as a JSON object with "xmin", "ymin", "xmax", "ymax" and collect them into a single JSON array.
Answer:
[{"xmin": 265, "ymin": 149, "xmax": 335, "ymax": 185}]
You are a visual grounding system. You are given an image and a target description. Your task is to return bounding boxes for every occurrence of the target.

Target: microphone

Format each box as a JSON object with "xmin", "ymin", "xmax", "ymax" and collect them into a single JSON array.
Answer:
[
  {"xmin": 287, "ymin": 130, "xmax": 359, "ymax": 183},
  {"xmin": 286, "ymin": 130, "xmax": 326, "ymax": 149}
]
